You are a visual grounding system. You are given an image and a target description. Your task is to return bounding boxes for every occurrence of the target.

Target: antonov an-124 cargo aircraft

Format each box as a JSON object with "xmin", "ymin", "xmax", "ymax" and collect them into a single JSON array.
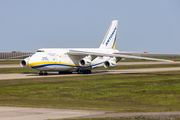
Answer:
[{"xmin": 20, "ymin": 20, "xmax": 176, "ymax": 75}]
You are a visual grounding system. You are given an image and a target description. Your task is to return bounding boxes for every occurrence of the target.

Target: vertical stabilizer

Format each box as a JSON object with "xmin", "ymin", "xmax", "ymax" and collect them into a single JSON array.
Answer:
[{"xmin": 99, "ymin": 20, "xmax": 118, "ymax": 49}]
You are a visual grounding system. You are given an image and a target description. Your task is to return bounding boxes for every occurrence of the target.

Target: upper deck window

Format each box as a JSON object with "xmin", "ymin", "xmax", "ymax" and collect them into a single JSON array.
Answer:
[{"xmin": 37, "ymin": 50, "xmax": 45, "ymax": 52}]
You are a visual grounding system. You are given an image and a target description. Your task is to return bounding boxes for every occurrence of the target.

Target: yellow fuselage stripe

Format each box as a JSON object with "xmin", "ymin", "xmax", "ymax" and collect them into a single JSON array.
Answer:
[{"xmin": 28, "ymin": 62, "xmax": 79, "ymax": 67}]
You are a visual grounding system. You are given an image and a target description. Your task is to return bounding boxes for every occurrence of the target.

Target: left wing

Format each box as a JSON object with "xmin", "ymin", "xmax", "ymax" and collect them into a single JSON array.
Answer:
[
  {"xmin": 6, "ymin": 54, "xmax": 34, "ymax": 60},
  {"xmin": 68, "ymin": 50, "xmax": 176, "ymax": 62}
]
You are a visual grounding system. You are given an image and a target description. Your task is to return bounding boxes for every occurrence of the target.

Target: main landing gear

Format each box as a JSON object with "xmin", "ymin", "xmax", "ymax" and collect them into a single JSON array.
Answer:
[
  {"xmin": 78, "ymin": 69, "xmax": 92, "ymax": 74},
  {"xmin": 39, "ymin": 71, "xmax": 48, "ymax": 75},
  {"xmin": 59, "ymin": 71, "xmax": 72, "ymax": 74},
  {"xmin": 38, "ymin": 69, "xmax": 92, "ymax": 75}
]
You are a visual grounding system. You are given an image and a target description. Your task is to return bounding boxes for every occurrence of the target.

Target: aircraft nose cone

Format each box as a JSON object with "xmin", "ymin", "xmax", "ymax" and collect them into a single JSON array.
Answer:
[{"xmin": 28, "ymin": 53, "xmax": 46, "ymax": 67}]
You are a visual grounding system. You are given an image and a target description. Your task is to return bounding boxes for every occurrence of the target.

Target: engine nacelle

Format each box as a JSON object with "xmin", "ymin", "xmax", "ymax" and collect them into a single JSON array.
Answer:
[
  {"xmin": 20, "ymin": 57, "xmax": 30, "ymax": 67},
  {"xmin": 104, "ymin": 57, "xmax": 117, "ymax": 68},
  {"xmin": 104, "ymin": 60, "xmax": 116, "ymax": 68},
  {"xmin": 79, "ymin": 55, "xmax": 92, "ymax": 67},
  {"xmin": 79, "ymin": 58, "xmax": 91, "ymax": 67}
]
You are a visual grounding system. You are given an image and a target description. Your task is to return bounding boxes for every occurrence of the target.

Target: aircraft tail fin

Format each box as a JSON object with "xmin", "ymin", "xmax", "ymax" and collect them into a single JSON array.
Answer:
[{"xmin": 99, "ymin": 20, "xmax": 118, "ymax": 49}]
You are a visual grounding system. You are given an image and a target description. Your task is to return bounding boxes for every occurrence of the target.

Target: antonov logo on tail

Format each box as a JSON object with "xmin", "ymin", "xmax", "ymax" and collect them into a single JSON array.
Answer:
[{"xmin": 106, "ymin": 27, "xmax": 116, "ymax": 46}]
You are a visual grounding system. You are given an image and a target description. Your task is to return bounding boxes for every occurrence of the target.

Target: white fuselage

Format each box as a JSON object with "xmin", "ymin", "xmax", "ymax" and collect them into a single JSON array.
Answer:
[{"xmin": 28, "ymin": 48, "xmax": 119, "ymax": 72}]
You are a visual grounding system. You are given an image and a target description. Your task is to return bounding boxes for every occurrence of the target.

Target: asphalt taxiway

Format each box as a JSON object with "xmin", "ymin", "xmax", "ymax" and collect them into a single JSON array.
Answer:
[
  {"xmin": 0, "ymin": 64, "xmax": 20, "ymax": 68},
  {"xmin": 0, "ymin": 107, "xmax": 106, "ymax": 120},
  {"xmin": 1, "ymin": 106, "xmax": 180, "ymax": 120},
  {"xmin": 0, "ymin": 67, "xmax": 180, "ymax": 80}
]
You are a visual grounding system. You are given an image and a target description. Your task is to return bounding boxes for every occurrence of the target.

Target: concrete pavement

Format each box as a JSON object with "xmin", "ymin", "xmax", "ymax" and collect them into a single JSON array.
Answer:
[
  {"xmin": 1, "ymin": 107, "xmax": 180, "ymax": 120},
  {"xmin": 0, "ymin": 64, "xmax": 20, "ymax": 68},
  {"xmin": 0, "ymin": 107, "xmax": 106, "ymax": 120},
  {"xmin": 1, "ymin": 67, "xmax": 180, "ymax": 80}
]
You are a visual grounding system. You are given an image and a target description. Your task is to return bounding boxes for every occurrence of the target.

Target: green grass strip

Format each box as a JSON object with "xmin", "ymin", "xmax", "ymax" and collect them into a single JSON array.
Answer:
[
  {"xmin": 55, "ymin": 115, "xmax": 180, "ymax": 120},
  {"xmin": 1, "ymin": 71, "xmax": 180, "ymax": 113}
]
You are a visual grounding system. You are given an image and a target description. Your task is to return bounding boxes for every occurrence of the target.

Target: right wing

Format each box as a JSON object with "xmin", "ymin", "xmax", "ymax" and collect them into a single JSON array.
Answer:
[
  {"xmin": 113, "ymin": 51, "xmax": 148, "ymax": 54},
  {"xmin": 68, "ymin": 50, "xmax": 177, "ymax": 62}
]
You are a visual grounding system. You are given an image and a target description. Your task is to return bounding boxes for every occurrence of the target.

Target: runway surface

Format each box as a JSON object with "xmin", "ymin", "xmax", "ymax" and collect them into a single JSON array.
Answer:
[
  {"xmin": 0, "ymin": 107, "xmax": 106, "ymax": 120},
  {"xmin": 1, "ymin": 67, "xmax": 180, "ymax": 80},
  {"xmin": 0, "ymin": 64, "xmax": 20, "ymax": 68},
  {"xmin": 1, "ymin": 106, "xmax": 180, "ymax": 120}
]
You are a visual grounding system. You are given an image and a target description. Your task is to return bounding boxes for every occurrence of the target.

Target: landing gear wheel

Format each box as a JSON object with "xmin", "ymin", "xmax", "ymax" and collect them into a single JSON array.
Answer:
[
  {"xmin": 39, "ymin": 71, "xmax": 43, "ymax": 75},
  {"xmin": 78, "ymin": 70, "xmax": 91, "ymax": 74},
  {"xmin": 39, "ymin": 71, "xmax": 48, "ymax": 75},
  {"xmin": 59, "ymin": 71, "xmax": 72, "ymax": 74},
  {"xmin": 44, "ymin": 71, "xmax": 48, "ymax": 75}
]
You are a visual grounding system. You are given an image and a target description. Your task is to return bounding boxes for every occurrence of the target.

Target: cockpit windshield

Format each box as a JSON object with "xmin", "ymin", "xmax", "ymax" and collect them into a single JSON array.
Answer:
[{"xmin": 37, "ymin": 50, "xmax": 45, "ymax": 52}]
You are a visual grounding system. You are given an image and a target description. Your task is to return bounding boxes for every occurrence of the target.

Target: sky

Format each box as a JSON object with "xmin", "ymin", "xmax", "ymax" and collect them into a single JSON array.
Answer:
[{"xmin": 0, "ymin": 0, "xmax": 180, "ymax": 54}]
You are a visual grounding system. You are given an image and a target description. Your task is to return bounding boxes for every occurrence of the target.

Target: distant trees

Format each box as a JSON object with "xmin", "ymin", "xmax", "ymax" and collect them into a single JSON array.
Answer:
[{"xmin": 11, "ymin": 51, "xmax": 21, "ymax": 53}]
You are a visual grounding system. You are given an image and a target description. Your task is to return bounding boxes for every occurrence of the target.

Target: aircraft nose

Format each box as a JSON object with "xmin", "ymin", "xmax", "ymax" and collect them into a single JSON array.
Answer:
[{"xmin": 28, "ymin": 53, "xmax": 46, "ymax": 67}]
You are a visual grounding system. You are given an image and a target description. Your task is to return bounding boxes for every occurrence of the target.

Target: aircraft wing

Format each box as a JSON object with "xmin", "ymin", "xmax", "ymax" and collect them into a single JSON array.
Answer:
[
  {"xmin": 114, "ymin": 51, "xmax": 148, "ymax": 54},
  {"xmin": 6, "ymin": 54, "xmax": 34, "ymax": 60},
  {"xmin": 68, "ymin": 50, "xmax": 176, "ymax": 62}
]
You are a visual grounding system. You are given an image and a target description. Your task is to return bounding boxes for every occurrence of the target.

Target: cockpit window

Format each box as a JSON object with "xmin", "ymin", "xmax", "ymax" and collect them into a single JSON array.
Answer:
[{"xmin": 37, "ymin": 50, "xmax": 45, "ymax": 52}]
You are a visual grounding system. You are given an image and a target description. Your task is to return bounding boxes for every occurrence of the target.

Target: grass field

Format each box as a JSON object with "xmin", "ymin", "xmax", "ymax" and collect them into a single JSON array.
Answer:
[
  {"xmin": 0, "ymin": 67, "xmax": 39, "ymax": 74},
  {"xmin": 122, "ymin": 55, "xmax": 180, "ymax": 62},
  {"xmin": 1, "ymin": 71, "xmax": 180, "ymax": 113},
  {"xmin": 1, "ymin": 57, "xmax": 180, "ymax": 120},
  {"xmin": 94, "ymin": 63, "xmax": 180, "ymax": 71},
  {"xmin": 57, "ymin": 115, "xmax": 180, "ymax": 120}
]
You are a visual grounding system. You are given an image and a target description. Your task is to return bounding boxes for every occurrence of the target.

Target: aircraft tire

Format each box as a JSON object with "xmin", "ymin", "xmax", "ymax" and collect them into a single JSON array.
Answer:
[
  {"xmin": 59, "ymin": 71, "xmax": 72, "ymax": 74},
  {"xmin": 80, "ymin": 70, "xmax": 91, "ymax": 74},
  {"xmin": 44, "ymin": 71, "xmax": 48, "ymax": 75},
  {"xmin": 39, "ymin": 71, "xmax": 43, "ymax": 75}
]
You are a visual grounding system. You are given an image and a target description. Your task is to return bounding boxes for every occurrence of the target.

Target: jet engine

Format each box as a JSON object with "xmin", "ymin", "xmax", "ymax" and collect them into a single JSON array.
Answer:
[
  {"xmin": 20, "ymin": 57, "xmax": 30, "ymax": 67},
  {"xmin": 79, "ymin": 55, "xmax": 92, "ymax": 67},
  {"xmin": 79, "ymin": 58, "xmax": 91, "ymax": 67},
  {"xmin": 104, "ymin": 57, "xmax": 117, "ymax": 68},
  {"xmin": 104, "ymin": 60, "xmax": 116, "ymax": 68}
]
